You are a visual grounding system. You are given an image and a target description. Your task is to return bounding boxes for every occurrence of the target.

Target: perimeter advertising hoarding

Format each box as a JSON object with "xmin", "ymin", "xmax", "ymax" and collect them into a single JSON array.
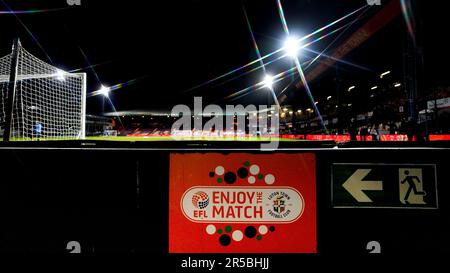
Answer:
[{"xmin": 169, "ymin": 153, "xmax": 316, "ymax": 253}]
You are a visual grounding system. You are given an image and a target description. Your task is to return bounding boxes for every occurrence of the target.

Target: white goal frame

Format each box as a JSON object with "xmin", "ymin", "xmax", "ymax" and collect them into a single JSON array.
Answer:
[{"xmin": 0, "ymin": 39, "xmax": 86, "ymax": 141}]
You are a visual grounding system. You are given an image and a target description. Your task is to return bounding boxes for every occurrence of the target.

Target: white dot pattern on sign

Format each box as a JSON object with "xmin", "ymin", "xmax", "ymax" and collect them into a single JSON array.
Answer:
[
  {"xmin": 248, "ymin": 176, "xmax": 256, "ymax": 184},
  {"xmin": 249, "ymin": 165, "xmax": 260, "ymax": 175},
  {"xmin": 258, "ymin": 225, "xmax": 268, "ymax": 235},
  {"xmin": 206, "ymin": 224, "xmax": 216, "ymax": 235},
  {"xmin": 215, "ymin": 166, "xmax": 225, "ymax": 175},
  {"xmin": 264, "ymin": 174, "xmax": 275, "ymax": 185},
  {"xmin": 232, "ymin": 230, "xmax": 243, "ymax": 241}
]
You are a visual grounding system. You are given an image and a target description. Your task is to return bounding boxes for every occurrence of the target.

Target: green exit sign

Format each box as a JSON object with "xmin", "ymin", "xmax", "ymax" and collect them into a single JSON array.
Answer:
[{"xmin": 332, "ymin": 163, "xmax": 438, "ymax": 209}]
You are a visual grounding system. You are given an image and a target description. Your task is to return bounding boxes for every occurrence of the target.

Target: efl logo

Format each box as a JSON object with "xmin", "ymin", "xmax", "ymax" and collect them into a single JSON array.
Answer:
[{"xmin": 169, "ymin": 153, "xmax": 316, "ymax": 253}]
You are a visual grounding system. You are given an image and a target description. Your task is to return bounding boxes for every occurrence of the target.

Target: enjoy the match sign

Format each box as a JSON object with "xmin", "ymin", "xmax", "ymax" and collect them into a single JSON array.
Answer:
[{"xmin": 169, "ymin": 153, "xmax": 316, "ymax": 253}]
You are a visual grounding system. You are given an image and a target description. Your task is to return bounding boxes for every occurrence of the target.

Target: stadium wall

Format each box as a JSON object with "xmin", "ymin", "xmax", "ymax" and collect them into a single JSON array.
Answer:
[{"xmin": 0, "ymin": 145, "xmax": 448, "ymax": 259}]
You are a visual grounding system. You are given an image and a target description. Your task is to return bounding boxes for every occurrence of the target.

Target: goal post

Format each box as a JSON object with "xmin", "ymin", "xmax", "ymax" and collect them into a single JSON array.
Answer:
[
  {"xmin": 0, "ymin": 39, "xmax": 86, "ymax": 141},
  {"xmin": 2, "ymin": 38, "xmax": 19, "ymax": 142},
  {"xmin": 80, "ymin": 72, "xmax": 87, "ymax": 140}
]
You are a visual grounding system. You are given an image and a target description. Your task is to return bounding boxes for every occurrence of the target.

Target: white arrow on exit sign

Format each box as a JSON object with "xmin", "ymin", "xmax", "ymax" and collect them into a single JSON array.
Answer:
[{"xmin": 342, "ymin": 169, "xmax": 383, "ymax": 202}]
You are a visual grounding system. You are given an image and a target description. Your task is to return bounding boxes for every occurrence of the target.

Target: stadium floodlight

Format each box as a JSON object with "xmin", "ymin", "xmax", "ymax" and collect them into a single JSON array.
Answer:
[
  {"xmin": 99, "ymin": 85, "xmax": 110, "ymax": 97},
  {"xmin": 371, "ymin": 86, "xmax": 378, "ymax": 90},
  {"xmin": 348, "ymin": 85, "xmax": 355, "ymax": 92},
  {"xmin": 54, "ymin": 69, "xmax": 66, "ymax": 81},
  {"xmin": 263, "ymin": 74, "xmax": 274, "ymax": 89},
  {"xmin": 315, "ymin": 101, "xmax": 319, "ymax": 105},
  {"xmin": 394, "ymin": 83, "xmax": 402, "ymax": 87},
  {"xmin": 283, "ymin": 36, "xmax": 301, "ymax": 58},
  {"xmin": 297, "ymin": 109, "xmax": 302, "ymax": 113},
  {"xmin": 327, "ymin": 96, "xmax": 332, "ymax": 100},
  {"xmin": 380, "ymin": 70, "xmax": 391, "ymax": 79}
]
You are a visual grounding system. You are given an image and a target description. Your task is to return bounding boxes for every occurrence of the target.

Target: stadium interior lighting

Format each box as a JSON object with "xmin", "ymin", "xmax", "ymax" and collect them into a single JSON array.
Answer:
[
  {"xmin": 371, "ymin": 86, "xmax": 378, "ymax": 90},
  {"xmin": 55, "ymin": 69, "xmax": 65, "ymax": 81},
  {"xmin": 283, "ymin": 36, "xmax": 301, "ymax": 58},
  {"xmin": 348, "ymin": 85, "xmax": 355, "ymax": 92},
  {"xmin": 394, "ymin": 83, "xmax": 402, "ymax": 87},
  {"xmin": 289, "ymin": 111, "xmax": 293, "ymax": 115},
  {"xmin": 99, "ymin": 85, "xmax": 110, "ymax": 97},
  {"xmin": 282, "ymin": 107, "xmax": 288, "ymax": 112},
  {"xmin": 263, "ymin": 74, "xmax": 274, "ymax": 89},
  {"xmin": 380, "ymin": 70, "xmax": 391, "ymax": 78},
  {"xmin": 327, "ymin": 96, "xmax": 332, "ymax": 100},
  {"xmin": 297, "ymin": 109, "xmax": 302, "ymax": 113}
]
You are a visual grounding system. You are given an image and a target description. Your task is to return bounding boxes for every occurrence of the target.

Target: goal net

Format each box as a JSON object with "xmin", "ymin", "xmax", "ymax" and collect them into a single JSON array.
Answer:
[{"xmin": 0, "ymin": 40, "xmax": 86, "ymax": 140}]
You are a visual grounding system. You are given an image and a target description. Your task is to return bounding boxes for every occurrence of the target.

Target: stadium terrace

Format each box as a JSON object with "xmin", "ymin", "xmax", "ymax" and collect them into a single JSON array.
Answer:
[{"xmin": 170, "ymin": 97, "xmax": 279, "ymax": 136}]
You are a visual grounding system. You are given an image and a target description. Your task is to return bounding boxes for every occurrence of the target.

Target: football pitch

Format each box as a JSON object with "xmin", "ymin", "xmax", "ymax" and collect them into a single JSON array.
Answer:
[
  {"xmin": 0, "ymin": 136, "xmax": 304, "ymax": 142},
  {"xmin": 86, "ymin": 136, "xmax": 304, "ymax": 142}
]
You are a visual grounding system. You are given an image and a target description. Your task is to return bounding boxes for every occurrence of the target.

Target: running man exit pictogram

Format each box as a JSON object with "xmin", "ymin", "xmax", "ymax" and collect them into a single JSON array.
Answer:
[{"xmin": 399, "ymin": 169, "xmax": 426, "ymax": 205}]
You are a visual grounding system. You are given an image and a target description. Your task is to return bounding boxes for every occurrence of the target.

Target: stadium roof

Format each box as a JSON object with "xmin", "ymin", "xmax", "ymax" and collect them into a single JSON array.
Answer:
[
  {"xmin": 104, "ymin": 110, "xmax": 173, "ymax": 117},
  {"xmin": 104, "ymin": 107, "xmax": 276, "ymax": 117}
]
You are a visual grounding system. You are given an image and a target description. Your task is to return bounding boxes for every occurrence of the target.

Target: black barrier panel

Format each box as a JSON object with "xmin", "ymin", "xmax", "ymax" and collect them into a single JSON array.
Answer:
[{"xmin": 0, "ymin": 147, "xmax": 448, "ymax": 258}]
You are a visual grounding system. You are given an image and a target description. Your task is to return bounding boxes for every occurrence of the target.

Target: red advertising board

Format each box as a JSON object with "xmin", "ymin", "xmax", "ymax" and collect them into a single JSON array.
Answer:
[
  {"xmin": 429, "ymin": 134, "xmax": 450, "ymax": 141},
  {"xmin": 169, "ymin": 153, "xmax": 316, "ymax": 253}
]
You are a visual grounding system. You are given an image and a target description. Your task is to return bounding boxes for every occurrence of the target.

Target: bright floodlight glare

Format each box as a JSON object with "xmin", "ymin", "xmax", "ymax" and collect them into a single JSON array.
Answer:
[
  {"xmin": 380, "ymin": 70, "xmax": 391, "ymax": 79},
  {"xmin": 263, "ymin": 74, "xmax": 274, "ymax": 89},
  {"xmin": 348, "ymin": 85, "xmax": 356, "ymax": 92},
  {"xmin": 284, "ymin": 36, "xmax": 301, "ymax": 58},
  {"xmin": 99, "ymin": 85, "xmax": 110, "ymax": 97},
  {"xmin": 394, "ymin": 83, "xmax": 402, "ymax": 87},
  {"xmin": 55, "ymin": 69, "xmax": 65, "ymax": 81}
]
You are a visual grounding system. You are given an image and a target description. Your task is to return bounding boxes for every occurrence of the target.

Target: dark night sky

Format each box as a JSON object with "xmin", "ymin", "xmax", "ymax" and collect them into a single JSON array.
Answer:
[{"xmin": 0, "ymin": 0, "xmax": 448, "ymax": 114}]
